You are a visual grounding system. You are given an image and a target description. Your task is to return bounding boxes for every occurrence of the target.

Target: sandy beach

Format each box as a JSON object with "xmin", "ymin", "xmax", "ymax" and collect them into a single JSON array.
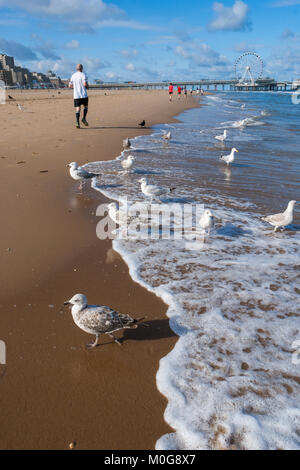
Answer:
[{"xmin": 0, "ymin": 89, "xmax": 199, "ymax": 450}]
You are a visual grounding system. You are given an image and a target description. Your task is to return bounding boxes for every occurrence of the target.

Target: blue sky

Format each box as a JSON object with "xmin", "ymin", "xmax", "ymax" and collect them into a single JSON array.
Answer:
[{"xmin": 0, "ymin": 0, "xmax": 299, "ymax": 81}]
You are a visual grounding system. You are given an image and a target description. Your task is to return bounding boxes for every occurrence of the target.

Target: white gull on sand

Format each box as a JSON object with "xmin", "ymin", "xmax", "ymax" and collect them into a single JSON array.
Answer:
[
  {"xmin": 64, "ymin": 293, "xmax": 139, "ymax": 349},
  {"xmin": 67, "ymin": 162, "xmax": 98, "ymax": 190},
  {"xmin": 123, "ymin": 138, "xmax": 131, "ymax": 149},
  {"xmin": 261, "ymin": 200, "xmax": 296, "ymax": 232}
]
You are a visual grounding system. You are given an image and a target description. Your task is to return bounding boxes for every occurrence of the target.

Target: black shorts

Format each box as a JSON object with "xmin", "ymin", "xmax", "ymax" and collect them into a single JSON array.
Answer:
[{"xmin": 74, "ymin": 97, "xmax": 88, "ymax": 107}]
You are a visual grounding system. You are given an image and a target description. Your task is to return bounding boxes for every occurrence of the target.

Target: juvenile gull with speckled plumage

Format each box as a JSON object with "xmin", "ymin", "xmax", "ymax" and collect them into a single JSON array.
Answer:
[{"xmin": 64, "ymin": 293, "xmax": 139, "ymax": 349}]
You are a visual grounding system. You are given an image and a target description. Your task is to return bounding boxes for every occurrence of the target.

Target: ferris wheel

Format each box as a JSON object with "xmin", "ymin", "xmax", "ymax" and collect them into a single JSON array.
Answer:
[{"xmin": 235, "ymin": 52, "xmax": 263, "ymax": 84}]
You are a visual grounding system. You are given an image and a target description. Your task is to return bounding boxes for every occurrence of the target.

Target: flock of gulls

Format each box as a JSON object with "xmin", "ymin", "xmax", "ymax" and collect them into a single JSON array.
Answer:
[{"xmin": 65, "ymin": 113, "xmax": 297, "ymax": 349}]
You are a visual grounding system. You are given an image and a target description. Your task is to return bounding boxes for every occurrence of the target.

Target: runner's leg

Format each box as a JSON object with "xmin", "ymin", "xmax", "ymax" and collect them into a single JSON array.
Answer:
[{"xmin": 76, "ymin": 106, "xmax": 80, "ymax": 127}]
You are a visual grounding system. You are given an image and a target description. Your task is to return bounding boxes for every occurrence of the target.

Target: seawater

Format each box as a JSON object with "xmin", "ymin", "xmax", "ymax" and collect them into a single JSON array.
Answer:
[{"xmin": 87, "ymin": 91, "xmax": 300, "ymax": 450}]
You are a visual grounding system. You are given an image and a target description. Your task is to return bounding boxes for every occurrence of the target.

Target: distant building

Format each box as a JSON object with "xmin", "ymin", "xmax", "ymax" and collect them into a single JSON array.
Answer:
[
  {"xmin": 0, "ymin": 53, "xmax": 63, "ymax": 87},
  {"xmin": 46, "ymin": 70, "xmax": 63, "ymax": 88},
  {"xmin": 0, "ymin": 53, "xmax": 15, "ymax": 70},
  {"xmin": 0, "ymin": 69, "xmax": 13, "ymax": 86}
]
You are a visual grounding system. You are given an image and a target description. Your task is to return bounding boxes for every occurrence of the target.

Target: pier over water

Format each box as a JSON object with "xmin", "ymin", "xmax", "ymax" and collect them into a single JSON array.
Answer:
[{"xmin": 90, "ymin": 78, "xmax": 293, "ymax": 92}]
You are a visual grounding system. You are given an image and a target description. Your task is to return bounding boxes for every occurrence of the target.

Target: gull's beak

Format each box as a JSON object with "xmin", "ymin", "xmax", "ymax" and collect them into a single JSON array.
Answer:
[
  {"xmin": 64, "ymin": 301, "xmax": 71, "ymax": 306},
  {"xmin": 236, "ymin": 150, "xmax": 239, "ymax": 152}
]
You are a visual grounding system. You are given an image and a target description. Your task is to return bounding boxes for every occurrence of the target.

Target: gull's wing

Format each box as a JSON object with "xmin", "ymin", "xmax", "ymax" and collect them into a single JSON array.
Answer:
[
  {"xmin": 79, "ymin": 305, "xmax": 135, "ymax": 333},
  {"xmin": 264, "ymin": 212, "xmax": 285, "ymax": 224},
  {"xmin": 77, "ymin": 167, "xmax": 97, "ymax": 179}
]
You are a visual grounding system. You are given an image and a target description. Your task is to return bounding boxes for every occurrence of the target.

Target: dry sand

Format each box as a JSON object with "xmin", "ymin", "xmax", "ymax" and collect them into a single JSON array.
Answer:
[{"xmin": 0, "ymin": 89, "xmax": 199, "ymax": 450}]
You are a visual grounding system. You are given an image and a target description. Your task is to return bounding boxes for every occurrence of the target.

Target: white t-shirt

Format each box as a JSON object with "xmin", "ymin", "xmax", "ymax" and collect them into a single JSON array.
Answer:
[{"xmin": 69, "ymin": 71, "xmax": 88, "ymax": 99}]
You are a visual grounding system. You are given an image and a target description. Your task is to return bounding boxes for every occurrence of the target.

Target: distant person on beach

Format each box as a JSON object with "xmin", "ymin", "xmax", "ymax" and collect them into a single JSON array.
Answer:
[
  {"xmin": 184, "ymin": 87, "xmax": 187, "ymax": 99},
  {"xmin": 169, "ymin": 83, "xmax": 174, "ymax": 102},
  {"xmin": 177, "ymin": 85, "xmax": 182, "ymax": 100},
  {"xmin": 69, "ymin": 64, "xmax": 89, "ymax": 129}
]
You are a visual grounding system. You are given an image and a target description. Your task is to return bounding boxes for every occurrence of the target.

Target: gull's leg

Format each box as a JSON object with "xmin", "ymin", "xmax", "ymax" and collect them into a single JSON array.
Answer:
[
  {"xmin": 108, "ymin": 333, "xmax": 122, "ymax": 346},
  {"xmin": 79, "ymin": 181, "xmax": 83, "ymax": 192},
  {"xmin": 274, "ymin": 226, "xmax": 278, "ymax": 232},
  {"xmin": 86, "ymin": 334, "xmax": 99, "ymax": 349}
]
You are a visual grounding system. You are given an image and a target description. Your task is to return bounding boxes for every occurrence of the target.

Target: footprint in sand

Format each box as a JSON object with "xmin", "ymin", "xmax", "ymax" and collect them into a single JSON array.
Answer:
[{"xmin": 16, "ymin": 160, "xmax": 26, "ymax": 165}]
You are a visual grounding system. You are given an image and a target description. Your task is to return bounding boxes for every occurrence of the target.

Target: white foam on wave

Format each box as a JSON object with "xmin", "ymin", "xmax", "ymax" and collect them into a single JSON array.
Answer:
[{"xmin": 87, "ymin": 96, "xmax": 300, "ymax": 450}]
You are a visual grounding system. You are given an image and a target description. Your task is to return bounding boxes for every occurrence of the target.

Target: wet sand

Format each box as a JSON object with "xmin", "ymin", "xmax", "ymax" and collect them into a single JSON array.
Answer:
[{"xmin": 0, "ymin": 89, "xmax": 199, "ymax": 450}]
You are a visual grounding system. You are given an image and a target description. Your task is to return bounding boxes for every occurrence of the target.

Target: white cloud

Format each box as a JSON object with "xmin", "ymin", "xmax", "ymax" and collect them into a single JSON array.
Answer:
[
  {"xmin": 208, "ymin": 1, "xmax": 252, "ymax": 32},
  {"xmin": 65, "ymin": 39, "xmax": 80, "ymax": 49},
  {"xmin": 31, "ymin": 57, "xmax": 76, "ymax": 78},
  {"xmin": 105, "ymin": 71, "xmax": 118, "ymax": 80},
  {"xmin": 0, "ymin": 0, "xmax": 153, "ymax": 32},
  {"xmin": 125, "ymin": 63, "xmax": 136, "ymax": 72},
  {"xmin": 82, "ymin": 56, "xmax": 111, "ymax": 73},
  {"xmin": 174, "ymin": 43, "xmax": 229, "ymax": 68}
]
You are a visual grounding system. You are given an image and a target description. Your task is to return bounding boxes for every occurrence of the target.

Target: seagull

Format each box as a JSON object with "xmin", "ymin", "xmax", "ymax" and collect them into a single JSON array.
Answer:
[
  {"xmin": 17, "ymin": 103, "xmax": 24, "ymax": 111},
  {"xmin": 241, "ymin": 104, "xmax": 246, "ymax": 109},
  {"xmin": 220, "ymin": 148, "xmax": 239, "ymax": 166},
  {"xmin": 163, "ymin": 131, "xmax": 171, "ymax": 142},
  {"xmin": 121, "ymin": 155, "xmax": 135, "ymax": 172},
  {"xmin": 123, "ymin": 138, "xmax": 131, "ymax": 150},
  {"xmin": 139, "ymin": 120, "xmax": 146, "ymax": 127},
  {"xmin": 215, "ymin": 129, "xmax": 227, "ymax": 142},
  {"xmin": 261, "ymin": 200, "xmax": 296, "ymax": 232},
  {"xmin": 64, "ymin": 293, "xmax": 139, "ymax": 349},
  {"xmin": 139, "ymin": 177, "xmax": 175, "ymax": 201},
  {"xmin": 107, "ymin": 202, "xmax": 128, "ymax": 226},
  {"xmin": 67, "ymin": 162, "xmax": 98, "ymax": 190},
  {"xmin": 199, "ymin": 209, "xmax": 215, "ymax": 235}
]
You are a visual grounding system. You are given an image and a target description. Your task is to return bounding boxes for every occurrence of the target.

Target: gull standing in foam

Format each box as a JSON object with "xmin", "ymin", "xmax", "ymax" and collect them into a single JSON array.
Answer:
[
  {"xmin": 67, "ymin": 162, "xmax": 98, "ymax": 190},
  {"xmin": 107, "ymin": 202, "xmax": 129, "ymax": 226},
  {"xmin": 64, "ymin": 294, "xmax": 139, "ymax": 349},
  {"xmin": 261, "ymin": 200, "xmax": 297, "ymax": 232},
  {"xmin": 215, "ymin": 129, "xmax": 227, "ymax": 143},
  {"xmin": 121, "ymin": 155, "xmax": 135, "ymax": 172},
  {"xmin": 220, "ymin": 148, "xmax": 239, "ymax": 166},
  {"xmin": 139, "ymin": 177, "xmax": 175, "ymax": 201},
  {"xmin": 199, "ymin": 209, "xmax": 215, "ymax": 235}
]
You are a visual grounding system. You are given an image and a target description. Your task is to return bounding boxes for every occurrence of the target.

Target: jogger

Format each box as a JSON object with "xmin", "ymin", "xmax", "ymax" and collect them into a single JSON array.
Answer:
[{"xmin": 69, "ymin": 64, "xmax": 89, "ymax": 129}]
